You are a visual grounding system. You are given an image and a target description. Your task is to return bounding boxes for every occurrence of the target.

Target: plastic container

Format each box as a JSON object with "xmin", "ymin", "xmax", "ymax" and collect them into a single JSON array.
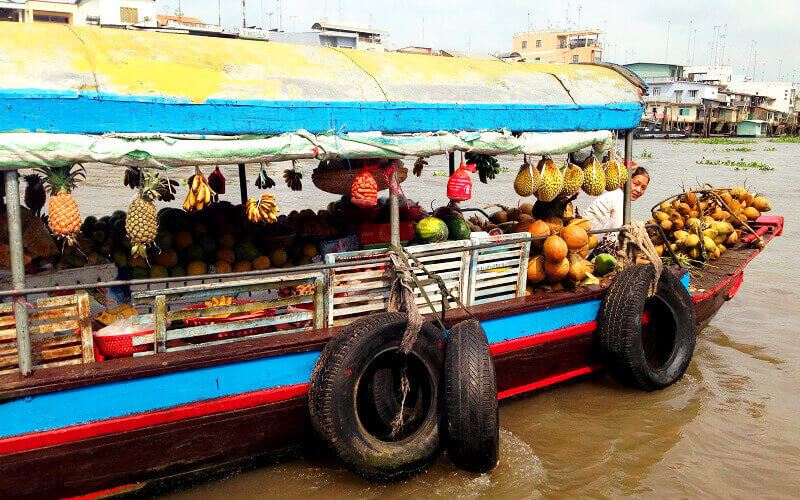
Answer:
[{"xmin": 93, "ymin": 315, "xmax": 154, "ymax": 359}]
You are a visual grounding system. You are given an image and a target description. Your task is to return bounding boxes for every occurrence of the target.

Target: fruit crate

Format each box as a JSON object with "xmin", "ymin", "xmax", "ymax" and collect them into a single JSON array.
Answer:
[
  {"xmin": 324, "ymin": 241, "xmax": 471, "ymax": 328},
  {"xmin": 466, "ymin": 232, "xmax": 531, "ymax": 306}
]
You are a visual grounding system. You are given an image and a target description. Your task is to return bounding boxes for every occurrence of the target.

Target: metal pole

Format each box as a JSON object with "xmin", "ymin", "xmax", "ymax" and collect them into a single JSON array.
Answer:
[
  {"xmin": 238, "ymin": 163, "xmax": 247, "ymax": 204},
  {"xmin": 623, "ymin": 130, "xmax": 633, "ymax": 225},
  {"xmin": 389, "ymin": 170, "xmax": 400, "ymax": 248},
  {"xmin": 4, "ymin": 171, "xmax": 32, "ymax": 375},
  {"xmin": 448, "ymin": 152, "xmax": 455, "ymax": 176}
]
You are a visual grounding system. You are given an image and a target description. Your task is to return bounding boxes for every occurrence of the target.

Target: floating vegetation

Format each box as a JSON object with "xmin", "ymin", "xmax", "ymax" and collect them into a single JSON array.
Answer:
[
  {"xmin": 696, "ymin": 158, "xmax": 774, "ymax": 171},
  {"xmin": 639, "ymin": 150, "xmax": 653, "ymax": 158},
  {"xmin": 767, "ymin": 135, "xmax": 800, "ymax": 143},
  {"xmin": 432, "ymin": 171, "xmax": 448, "ymax": 177},
  {"xmin": 724, "ymin": 147, "xmax": 754, "ymax": 152},
  {"xmin": 689, "ymin": 138, "xmax": 756, "ymax": 145},
  {"xmin": 763, "ymin": 147, "xmax": 777, "ymax": 151}
]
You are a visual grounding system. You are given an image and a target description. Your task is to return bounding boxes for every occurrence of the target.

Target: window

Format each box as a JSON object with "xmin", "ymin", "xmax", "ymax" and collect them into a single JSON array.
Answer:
[
  {"xmin": 536, "ymin": 39, "xmax": 541, "ymax": 48},
  {"xmin": 33, "ymin": 12, "xmax": 70, "ymax": 23},
  {"xmin": 521, "ymin": 41, "xmax": 527, "ymax": 49},
  {"xmin": 558, "ymin": 36, "xmax": 566, "ymax": 49},
  {"xmin": 674, "ymin": 90, "xmax": 683, "ymax": 103},
  {"xmin": 534, "ymin": 57, "xmax": 540, "ymax": 61},
  {"xmin": 572, "ymin": 54, "xmax": 579, "ymax": 63},
  {"xmin": 679, "ymin": 108, "xmax": 690, "ymax": 116},
  {"xmin": 594, "ymin": 54, "xmax": 601, "ymax": 63},
  {"xmin": 688, "ymin": 90, "xmax": 698, "ymax": 98},
  {"xmin": 652, "ymin": 87, "xmax": 661, "ymax": 96},
  {"xmin": 120, "ymin": 7, "xmax": 138, "ymax": 23}
]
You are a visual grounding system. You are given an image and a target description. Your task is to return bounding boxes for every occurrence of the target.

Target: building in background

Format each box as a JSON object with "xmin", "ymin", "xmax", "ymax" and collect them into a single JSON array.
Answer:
[
  {"xmin": 624, "ymin": 62, "xmax": 683, "ymax": 80},
  {"xmin": 24, "ymin": 0, "xmax": 77, "ymax": 24},
  {"xmin": 512, "ymin": 29, "xmax": 602, "ymax": 63},
  {"xmin": 78, "ymin": 0, "xmax": 156, "ymax": 27},
  {"xmin": 0, "ymin": 0, "xmax": 25, "ymax": 21},
  {"xmin": 270, "ymin": 20, "xmax": 388, "ymax": 51}
]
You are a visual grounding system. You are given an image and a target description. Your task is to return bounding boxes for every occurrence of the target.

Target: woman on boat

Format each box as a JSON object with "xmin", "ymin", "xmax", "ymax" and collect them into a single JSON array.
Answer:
[{"xmin": 583, "ymin": 166, "xmax": 650, "ymax": 234}]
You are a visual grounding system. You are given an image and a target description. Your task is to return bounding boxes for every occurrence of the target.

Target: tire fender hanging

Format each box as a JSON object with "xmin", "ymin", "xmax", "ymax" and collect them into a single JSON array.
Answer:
[
  {"xmin": 443, "ymin": 318, "xmax": 500, "ymax": 473},
  {"xmin": 598, "ymin": 265, "xmax": 697, "ymax": 391},
  {"xmin": 308, "ymin": 312, "xmax": 444, "ymax": 482}
]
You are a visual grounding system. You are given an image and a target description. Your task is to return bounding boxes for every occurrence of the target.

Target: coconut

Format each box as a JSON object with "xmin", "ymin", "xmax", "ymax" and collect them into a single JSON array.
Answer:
[
  {"xmin": 528, "ymin": 220, "xmax": 551, "ymax": 249},
  {"xmin": 544, "ymin": 258, "xmax": 569, "ymax": 283},
  {"xmin": 507, "ymin": 207, "xmax": 522, "ymax": 221},
  {"xmin": 566, "ymin": 252, "xmax": 594, "ymax": 282},
  {"xmin": 567, "ymin": 217, "xmax": 592, "ymax": 232},
  {"xmin": 518, "ymin": 213, "xmax": 534, "ymax": 223},
  {"xmin": 490, "ymin": 210, "xmax": 508, "ymax": 224},
  {"xmin": 743, "ymin": 206, "xmax": 760, "ymax": 221},
  {"xmin": 519, "ymin": 202, "xmax": 534, "ymax": 216},
  {"xmin": 560, "ymin": 225, "xmax": 588, "ymax": 250},
  {"xmin": 527, "ymin": 255, "xmax": 546, "ymax": 283},
  {"xmin": 543, "ymin": 235, "xmax": 569, "ymax": 262},
  {"xmin": 544, "ymin": 216, "xmax": 564, "ymax": 234},
  {"xmin": 752, "ymin": 196, "xmax": 771, "ymax": 212},
  {"xmin": 514, "ymin": 221, "xmax": 532, "ymax": 234}
]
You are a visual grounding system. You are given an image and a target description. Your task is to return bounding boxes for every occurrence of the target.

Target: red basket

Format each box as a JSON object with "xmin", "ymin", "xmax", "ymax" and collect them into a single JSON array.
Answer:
[{"xmin": 94, "ymin": 330, "xmax": 154, "ymax": 359}]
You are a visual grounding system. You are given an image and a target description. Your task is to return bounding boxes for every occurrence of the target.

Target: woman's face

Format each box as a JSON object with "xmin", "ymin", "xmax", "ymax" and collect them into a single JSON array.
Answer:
[{"xmin": 631, "ymin": 174, "xmax": 649, "ymax": 201}]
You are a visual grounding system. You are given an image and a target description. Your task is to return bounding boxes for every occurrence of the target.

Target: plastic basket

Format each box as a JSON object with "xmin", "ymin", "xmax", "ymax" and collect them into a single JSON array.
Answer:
[{"xmin": 94, "ymin": 330, "xmax": 153, "ymax": 359}]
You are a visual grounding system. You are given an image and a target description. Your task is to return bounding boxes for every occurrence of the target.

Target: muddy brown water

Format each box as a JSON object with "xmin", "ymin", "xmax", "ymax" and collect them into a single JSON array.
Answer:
[{"xmin": 73, "ymin": 139, "xmax": 800, "ymax": 498}]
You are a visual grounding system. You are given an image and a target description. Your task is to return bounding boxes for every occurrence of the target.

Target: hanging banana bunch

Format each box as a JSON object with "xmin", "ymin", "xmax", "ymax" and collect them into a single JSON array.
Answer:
[
  {"xmin": 183, "ymin": 166, "xmax": 216, "ymax": 212},
  {"xmin": 283, "ymin": 160, "xmax": 303, "ymax": 191},
  {"xmin": 245, "ymin": 193, "xmax": 280, "ymax": 223},
  {"xmin": 255, "ymin": 162, "xmax": 276, "ymax": 189}
]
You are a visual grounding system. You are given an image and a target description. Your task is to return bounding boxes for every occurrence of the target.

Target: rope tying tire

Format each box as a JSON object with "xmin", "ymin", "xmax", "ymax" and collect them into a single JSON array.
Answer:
[{"xmin": 619, "ymin": 219, "xmax": 663, "ymax": 297}]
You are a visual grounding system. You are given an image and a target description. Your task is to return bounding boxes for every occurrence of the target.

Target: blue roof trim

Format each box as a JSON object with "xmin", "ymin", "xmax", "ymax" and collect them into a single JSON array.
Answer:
[{"xmin": 0, "ymin": 89, "xmax": 643, "ymax": 134}]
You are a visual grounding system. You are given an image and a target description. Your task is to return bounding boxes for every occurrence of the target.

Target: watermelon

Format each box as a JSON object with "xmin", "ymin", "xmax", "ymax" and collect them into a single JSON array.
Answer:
[
  {"xmin": 234, "ymin": 240, "xmax": 259, "ymax": 261},
  {"xmin": 592, "ymin": 253, "xmax": 617, "ymax": 276},
  {"xmin": 415, "ymin": 217, "xmax": 449, "ymax": 243},
  {"xmin": 184, "ymin": 243, "xmax": 204, "ymax": 263},
  {"xmin": 443, "ymin": 215, "xmax": 471, "ymax": 240}
]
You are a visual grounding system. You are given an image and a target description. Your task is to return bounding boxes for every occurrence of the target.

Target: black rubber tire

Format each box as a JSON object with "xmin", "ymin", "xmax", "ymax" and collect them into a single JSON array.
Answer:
[
  {"xmin": 598, "ymin": 265, "xmax": 697, "ymax": 391},
  {"xmin": 443, "ymin": 319, "xmax": 499, "ymax": 473},
  {"xmin": 371, "ymin": 367, "xmax": 425, "ymax": 429},
  {"xmin": 308, "ymin": 312, "xmax": 444, "ymax": 482}
]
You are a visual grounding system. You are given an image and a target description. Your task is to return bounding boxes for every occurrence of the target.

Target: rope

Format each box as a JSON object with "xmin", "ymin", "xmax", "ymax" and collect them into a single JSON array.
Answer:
[{"xmin": 620, "ymin": 219, "xmax": 663, "ymax": 296}]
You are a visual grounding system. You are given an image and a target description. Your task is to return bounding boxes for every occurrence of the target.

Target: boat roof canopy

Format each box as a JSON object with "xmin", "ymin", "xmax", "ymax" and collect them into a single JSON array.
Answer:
[{"xmin": 0, "ymin": 23, "xmax": 644, "ymax": 136}]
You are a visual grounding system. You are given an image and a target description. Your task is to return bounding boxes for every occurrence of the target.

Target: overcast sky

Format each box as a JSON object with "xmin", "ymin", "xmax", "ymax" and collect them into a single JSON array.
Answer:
[{"xmin": 157, "ymin": 0, "xmax": 799, "ymax": 82}]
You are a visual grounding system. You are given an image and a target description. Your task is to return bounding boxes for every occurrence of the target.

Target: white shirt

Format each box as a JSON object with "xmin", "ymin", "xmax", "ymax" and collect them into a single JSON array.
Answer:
[{"xmin": 584, "ymin": 189, "xmax": 623, "ymax": 231}]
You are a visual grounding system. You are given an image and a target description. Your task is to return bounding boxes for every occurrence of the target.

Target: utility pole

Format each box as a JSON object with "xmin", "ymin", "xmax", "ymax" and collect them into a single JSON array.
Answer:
[
  {"xmin": 217, "ymin": 0, "xmax": 221, "ymax": 25},
  {"xmin": 686, "ymin": 20, "xmax": 692, "ymax": 64},
  {"xmin": 665, "ymin": 20, "xmax": 670, "ymax": 62},
  {"xmin": 777, "ymin": 59, "xmax": 783, "ymax": 81},
  {"xmin": 242, "ymin": 0, "xmax": 246, "ymax": 28}
]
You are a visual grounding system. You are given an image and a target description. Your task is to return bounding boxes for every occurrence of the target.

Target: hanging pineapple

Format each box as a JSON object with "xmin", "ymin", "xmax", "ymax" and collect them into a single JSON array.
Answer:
[
  {"xmin": 126, "ymin": 170, "xmax": 162, "ymax": 258},
  {"xmin": 36, "ymin": 164, "xmax": 86, "ymax": 244}
]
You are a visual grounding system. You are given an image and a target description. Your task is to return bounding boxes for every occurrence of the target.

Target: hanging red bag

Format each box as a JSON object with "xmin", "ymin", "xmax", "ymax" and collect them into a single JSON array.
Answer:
[
  {"xmin": 447, "ymin": 159, "xmax": 476, "ymax": 202},
  {"xmin": 351, "ymin": 165, "xmax": 379, "ymax": 207}
]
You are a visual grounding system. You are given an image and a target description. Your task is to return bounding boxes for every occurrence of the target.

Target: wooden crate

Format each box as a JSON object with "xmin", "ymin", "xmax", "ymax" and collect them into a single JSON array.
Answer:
[
  {"xmin": 466, "ymin": 232, "xmax": 530, "ymax": 306},
  {"xmin": 132, "ymin": 272, "xmax": 326, "ymax": 354},
  {"xmin": 324, "ymin": 241, "xmax": 471, "ymax": 327},
  {"xmin": 0, "ymin": 292, "xmax": 94, "ymax": 375}
]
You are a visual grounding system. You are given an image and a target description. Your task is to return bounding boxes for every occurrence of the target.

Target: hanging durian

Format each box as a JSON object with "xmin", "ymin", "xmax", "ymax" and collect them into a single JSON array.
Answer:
[
  {"xmin": 560, "ymin": 162, "xmax": 584, "ymax": 198},
  {"xmin": 514, "ymin": 155, "xmax": 540, "ymax": 197},
  {"xmin": 536, "ymin": 157, "xmax": 564, "ymax": 202},
  {"xmin": 581, "ymin": 155, "xmax": 606, "ymax": 196}
]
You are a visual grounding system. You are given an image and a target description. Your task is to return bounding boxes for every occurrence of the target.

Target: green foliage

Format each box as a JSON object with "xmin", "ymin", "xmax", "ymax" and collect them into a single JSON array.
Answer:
[
  {"xmin": 763, "ymin": 147, "xmax": 777, "ymax": 151},
  {"xmin": 689, "ymin": 138, "xmax": 756, "ymax": 144},
  {"xmin": 639, "ymin": 150, "xmax": 653, "ymax": 158},
  {"xmin": 723, "ymin": 147, "xmax": 754, "ymax": 152},
  {"xmin": 767, "ymin": 135, "xmax": 800, "ymax": 143},
  {"xmin": 696, "ymin": 158, "xmax": 774, "ymax": 171}
]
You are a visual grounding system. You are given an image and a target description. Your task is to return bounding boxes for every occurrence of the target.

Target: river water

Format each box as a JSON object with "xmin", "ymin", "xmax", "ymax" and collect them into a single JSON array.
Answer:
[{"xmin": 81, "ymin": 138, "xmax": 799, "ymax": 499}]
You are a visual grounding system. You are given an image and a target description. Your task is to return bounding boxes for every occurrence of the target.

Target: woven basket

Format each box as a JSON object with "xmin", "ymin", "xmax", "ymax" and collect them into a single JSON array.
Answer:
[{"xmin": 312, "ymin": 166, "xmax": 408, "ymax": 196}]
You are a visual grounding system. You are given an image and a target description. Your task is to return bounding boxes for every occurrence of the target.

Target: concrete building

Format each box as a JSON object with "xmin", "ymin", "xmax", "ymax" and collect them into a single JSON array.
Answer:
[
  {"xmin": 78, "ymin": 0, "xmax": 156, "ymax": 27},
  {"xmin": 311, "ymin": 20, "xmax": 388, "ymax": 51},
  {"xmin": 624, "ymin": 62, "xmax": 683, "ymax": 80},
  {"xmin": 0, "ymin": 0, "xmax": 25, "ymax": 21},
  {"xmin": 24, "ymin": 0, "xmax": 77, "ymax": 24},
  {"xmin": 512, "ymin": 29, "xmax": 602, "ymax": 63}
]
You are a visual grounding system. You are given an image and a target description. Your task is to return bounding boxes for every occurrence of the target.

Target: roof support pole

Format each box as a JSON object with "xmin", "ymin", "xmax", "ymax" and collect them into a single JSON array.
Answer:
[
  {"xmin": 238, "ymin": 163, "xmax": 248, "ymax": 205},
  {"xmin": 623, "ymin": 130, "xmax": 633, "ymax": 225},
  {"xmin": 448, "ymin": 152, "xmax": 455, "ymax": 176},
  {"xmin": 3, "ymin": 170, "xmax": 32, "ymax": 375},
  {"xmin": 389, "ymin": 170, "xmax": 400, "ymax": 248}
]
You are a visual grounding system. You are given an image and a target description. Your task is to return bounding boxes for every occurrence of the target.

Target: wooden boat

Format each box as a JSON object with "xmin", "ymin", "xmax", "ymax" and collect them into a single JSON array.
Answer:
[{"xmin": 0, "ymin": 24, "xmax": 782, "ymax": 498}]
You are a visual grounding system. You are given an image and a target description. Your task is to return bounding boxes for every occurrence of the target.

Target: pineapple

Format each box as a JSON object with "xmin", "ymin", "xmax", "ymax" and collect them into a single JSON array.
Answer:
[
  {"xmin": 126, "ymin": 170, "xmax": 161, "ymax": 258},
  {"xmin": 36, "ymin": 164, "xmax": 86, "ymax": 244}
]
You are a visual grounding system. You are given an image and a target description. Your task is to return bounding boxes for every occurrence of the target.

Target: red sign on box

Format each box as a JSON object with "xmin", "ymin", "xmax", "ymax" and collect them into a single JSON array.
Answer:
[{"xmin": 357, "ymin": 222, "xmax": 415, "ymax": 246}]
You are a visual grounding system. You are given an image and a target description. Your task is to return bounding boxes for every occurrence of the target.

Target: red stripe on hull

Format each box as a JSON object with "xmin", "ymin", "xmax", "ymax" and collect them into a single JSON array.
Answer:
[
  {"xmin": 498, "ymin": 365, "xmax": 603, "ymax": 399},
  {"xmin": 490, "ymin": 321, "xmax": 597, "ymax": 355},
  {"xmin": 0, "ymin": 383, "xmax": 309, "ymax": 455}
]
